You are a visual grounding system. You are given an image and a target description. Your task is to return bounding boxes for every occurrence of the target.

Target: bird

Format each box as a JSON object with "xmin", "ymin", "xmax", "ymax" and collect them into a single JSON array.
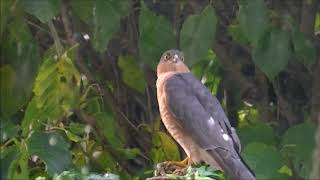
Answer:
[{"xmin": 156, "ymin": 49, "xmax": 255, "ymax": 180}]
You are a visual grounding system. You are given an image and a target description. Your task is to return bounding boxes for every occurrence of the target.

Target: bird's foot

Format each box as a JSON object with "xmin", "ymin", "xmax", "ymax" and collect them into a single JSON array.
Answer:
[
  {"xmin": 154, "ymin": 157, "xmax": 190, "ymax": 176},
  {"xmin": 164, "ymin": 157, "xmax": 190, "ymax": 168}
]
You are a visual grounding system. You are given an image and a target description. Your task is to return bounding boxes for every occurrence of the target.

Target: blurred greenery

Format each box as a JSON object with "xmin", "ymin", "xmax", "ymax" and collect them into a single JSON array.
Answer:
[
  {"xmin": 180, "ymin": 5, "xmax": 217, "ymax": 64},
  {"xmin": 0, "ymin": 0, "xmax": 319, "ymax": 179}
]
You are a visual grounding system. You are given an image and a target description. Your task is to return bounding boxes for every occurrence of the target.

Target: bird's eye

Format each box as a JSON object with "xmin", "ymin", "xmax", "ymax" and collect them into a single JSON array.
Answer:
[
  {"xmin": 181, "ymin": 57, "xmax": 184, "ymax": 62},
  {"xmin": 164, "ymin": 54, "xmax": 170, "ymax": 60}
]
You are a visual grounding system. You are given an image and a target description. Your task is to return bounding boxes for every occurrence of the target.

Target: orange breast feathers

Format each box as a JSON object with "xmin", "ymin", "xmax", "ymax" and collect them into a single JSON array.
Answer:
[{"xmin": 156, "ymin": 72, "xmax": 195, "ymax": 159}]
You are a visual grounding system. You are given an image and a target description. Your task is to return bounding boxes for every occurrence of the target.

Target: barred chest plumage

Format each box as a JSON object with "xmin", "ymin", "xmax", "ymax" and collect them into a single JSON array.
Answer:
[{"xmin": 156, "ymin": 72, "xmax": 205, "ymax": 163}]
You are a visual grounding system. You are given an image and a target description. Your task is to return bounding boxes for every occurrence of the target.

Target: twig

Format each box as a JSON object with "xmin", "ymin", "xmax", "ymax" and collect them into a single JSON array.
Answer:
[
  {"xmin": 116, "ymin": 107, "xmax": 140, "ymax": 132},
  {"xmin": 146, "ymin": 176, "xmax": 171, "ymax": 180},
  {"xmin": 48, "ymin": 20, "xmax": 63, "ymax": 56},
  {"xmin": 300, "ymin": 0, "xmax": 319, "ymax": 35},
  {"xmin": 310, "ymin": 113, "xmax": 320, "ymax": 179},
  {"xmin": 146, "ymin": 86, "xmax": 154, "ymax": 122},
  {"xmin": 24, "ymin": 19, "xmax": 51, "ymax": 34},
  {"xmin": 60, "ymin": 0, "xmax": 76, "ymax": 44}
]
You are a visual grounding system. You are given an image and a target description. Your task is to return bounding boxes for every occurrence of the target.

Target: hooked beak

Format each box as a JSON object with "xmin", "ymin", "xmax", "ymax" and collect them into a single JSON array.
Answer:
[{"xmin": 173, "ymin": 54, "xmax": 179, "ymax": 62}]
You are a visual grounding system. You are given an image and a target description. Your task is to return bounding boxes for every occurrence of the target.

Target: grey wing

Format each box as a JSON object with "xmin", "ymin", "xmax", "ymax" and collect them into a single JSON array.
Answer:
[
  {"xmin": 165, "ymin": 73, "xmax": 255, "ymax": 180},
  {"xmin": 179, "ymin": 73, "xmax": 242, "ymax": 152},
  {"xmin": 164, "ymin": 73, "xmax": 238, "ymax": 157}
]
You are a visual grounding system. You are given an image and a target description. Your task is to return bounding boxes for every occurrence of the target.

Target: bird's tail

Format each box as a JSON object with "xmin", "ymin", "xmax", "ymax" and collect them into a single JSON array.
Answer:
[{"xmin": 207, "ymin": 149, "xmax": 256, "ymax": 180}]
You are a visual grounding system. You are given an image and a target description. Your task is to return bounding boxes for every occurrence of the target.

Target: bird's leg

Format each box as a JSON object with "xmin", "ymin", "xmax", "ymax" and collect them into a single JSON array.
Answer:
[
  {"xmin": 172, "ymin": 157, "xmax": 192, "ymax": 176},
  {"xmin": 155, "ymin": 157, "xmax": 191, "ymax": 176},
  {"xmin": 165, "ymin": 156, "xmax": 190, "ymax": 168}
]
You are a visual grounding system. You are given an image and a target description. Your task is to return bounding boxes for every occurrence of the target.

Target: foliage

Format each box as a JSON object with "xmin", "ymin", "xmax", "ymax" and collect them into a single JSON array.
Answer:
[
  {"xmin": 53, "ymin": 170, "xmax": 119, "ymax": 180},
  {"xmin": 0, "ymin": 0, "xmax": 319, "ymax": 179},
  {"xmin": 282, "ymin": 122, "xmax": 316, "ymax": 179},
  {"xmin": 21, "ymin": 0, "xmax": 61, "ymax": 23},
  {"xmin": 238, "ymin": 0, "xmax": 269, "ymax": 47},
  {"xmin": 252, "ymin": 28, "xmax": 291, "ymax": 79},
  {"xmin": 166, "ymin": 166, "xmax": 225, "ymax": 180},
  {"xmin": 117, "ymin": 56, "xmax": 146, "ymax": 93},
  {"xmin": 92, "ymin": 0, "xmax": 130, "ymax": 52},
  {"xmin": 180, "ymin": 5, "xmax": 217, "ymax": 65},
  {"xmin": 27, "ymin": 131, "xmax": 71, "ymax": 176},
  {"xmin": 138, "ymin": 2, "xmax": 176, "ymax": 68}
]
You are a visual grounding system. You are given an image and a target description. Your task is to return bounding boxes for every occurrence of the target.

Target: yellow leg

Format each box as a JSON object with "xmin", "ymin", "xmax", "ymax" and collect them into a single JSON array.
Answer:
[{"xmin": 165, "ymin": 156, "xmax": 190, "ymax": 168}]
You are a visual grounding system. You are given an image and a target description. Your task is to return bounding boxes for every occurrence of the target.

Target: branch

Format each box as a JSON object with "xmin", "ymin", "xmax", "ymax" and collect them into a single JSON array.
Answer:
[
  {"xmin": 300, "ymin": 0, "xmax": 319, "ymax": 35},
  {"xmin": 310, "ymin": 113, "xmax": 320, "ymax": 179},
  {"xmin": 60, "ymin": 0, "xmax": 76, "ymax": 44},
  {"xmin": 310, "ymin": 48, "xmax": 320, "ymax": 173},
  {"xmin": 312, "ymin": 56, "xmax": 320, "ymax": 121},
  {"xmin": 48, "ymin": 20, "xmax": 63, "ymax": 56}
]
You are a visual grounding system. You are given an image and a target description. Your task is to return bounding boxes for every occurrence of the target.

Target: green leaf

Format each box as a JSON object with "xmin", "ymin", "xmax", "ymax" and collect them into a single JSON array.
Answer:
[
  {"xmin": 21, "ymin": 0, "xmax": 60, "ymax": 23},
  {"xmin": 93, "ymin": 0, "xmax": 130, "ymax": 52},
  {"xmin": 22, "ymin": 52, "xmax": 81, "ymax": 135},
  {"xmin": 315, "ymin": 13, "xmax": 320, "ymax": 32},
  {"xmin": 83, "ymin": 97, "xmax": 103, "ymax": 114},
  {"xmin": 0, "ymin": 146, "xmax": 19, "ymax": 180},
  {"xmin": 227, "ymin": 24, "xmax": 250, "ymax": 45},
  {"xmin": 64, "ymin": 129, "xmax": 82, "ymax": 143},
  {"xmin": 191, "ymin": 50, "xmax": 222, "ymax": 94},
  {"xmin": 30, "ymin": 167, "xmax": 50, "ymax": 179},
  {"xmin": 242, "ymin": 142, "xmax": 284, "ymax": 179},
  {"xmin": 195, "ymin": 166, "xmax": 215, "ymax": 177},
  {"xmin": 291, "ymin": 28, "xmax": 317, "ymax": 66},
  {"xmin": 70, "ymin": 0, "xmax": 94, "ymax": 23},
  {"xmin": 21, "ymin": 98, "xmax": 41, "ymax": 136},
  {"xmin": 0, "ymin": 0, "xmax": 12, "ymax": 39},
  {"xmin": 8, "ymin": 141, "xmax": 30, "ymax": 179},
  {"xmin": 118, "ymin": 56, "xmax": 146, "ymax": 93},
  {"xmin": 119, "ymin": 148, "xmax": 141, "ymax": 160},
  {"xmin": 90, "ymin": 150, "xmax": 118, "ymax": 172},
  {"xmin": 253, "ymin": 29, "xmax": 291, "ymax": 79},
  {"xmin": 0, "ymin": 14, "xmax": 40, "ymax": 118},
  {"xmin": 169, "ymin": 166, "xmax": 225, "ymax": 180},
  {"xmin": 94, "ymin": 112, "xmax": 124, "ymax": 148},
  {"xmin": 138, "ymin": 2, "xmax": 176, "ymax": 69},
  {"xmin": 282, "ymin": 122, "xmax": 316, "ymax": 179},
  {"xmin": 54, "ymin": 170, "xmax": 119, "ymax": 180},
  {"xmin": 180, "ymin": 5, "xmax": 217, "ymax": 65},
  {"xmin": 278, "ymin": 165, "xmax": 293, "ymax": 177},
  {"xmin": 68, "ymin": 122, "xmax": 85, "ymax": 136},
  {"xmin": 0, "ymin": 121, "xmax": 19, "ymax": 143},
  {"xmin": 238, "ymin": 123, "xmax": 276, "ymax": 147},
  {"xmin": 150, "ymin": 132, "xmax": 180, "ymax": 163},
  {"xmin": 238, "ymin": 0, "xmax": 269, "ymax": 46},
  {"xmin": 0, "ymin": 65, "xmax": 15, "ymax": 117},
  {"xmin": 27, "ymin": 131, "xmax": 71, "ymax": 176}
]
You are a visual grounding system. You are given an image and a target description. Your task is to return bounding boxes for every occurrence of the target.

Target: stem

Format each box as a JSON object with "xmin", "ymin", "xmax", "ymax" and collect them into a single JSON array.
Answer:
[{"xmin": 48, "ymin": 20, "xmax": 63, "ymax": 56}]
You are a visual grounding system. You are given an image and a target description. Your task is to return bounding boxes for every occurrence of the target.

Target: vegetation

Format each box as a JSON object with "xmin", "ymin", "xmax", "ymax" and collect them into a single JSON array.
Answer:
[{"xmin": 1, "ymin": 0, "xmax": 320, "ymax": 179}]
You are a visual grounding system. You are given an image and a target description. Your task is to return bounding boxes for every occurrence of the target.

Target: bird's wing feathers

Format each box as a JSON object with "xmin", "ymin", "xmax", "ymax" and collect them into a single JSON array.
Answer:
[
  {"xmin": 165, "ymin": 73, "xmax": 240, "ymax": 154},
  {"xmin": 179, "ymin": 74, "xmax": 242, "ymax": 152}
]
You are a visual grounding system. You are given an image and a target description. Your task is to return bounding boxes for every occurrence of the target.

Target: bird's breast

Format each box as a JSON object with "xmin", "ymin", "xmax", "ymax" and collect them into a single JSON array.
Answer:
[
  {"xmin": 156, "ymin": 73, "xmax": 184, "ymax": 143},
  {"xmin": 156, "ymin": 73, "xmax": 201, "ymax": 161}
]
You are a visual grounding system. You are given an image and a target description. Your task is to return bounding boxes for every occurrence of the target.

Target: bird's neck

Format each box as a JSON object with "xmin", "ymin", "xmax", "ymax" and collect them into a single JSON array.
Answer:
[{"xmin": 156, "ymin": 62, "xmax": 190, "ymax": 77}]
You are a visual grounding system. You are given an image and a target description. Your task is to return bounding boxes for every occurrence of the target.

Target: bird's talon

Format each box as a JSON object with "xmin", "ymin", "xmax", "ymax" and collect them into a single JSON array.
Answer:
[
  {"xmin": 164, "ymin": 157, "xmax": 189, "ymax": 168},
  {"xmin": 173, "ymin": 167, "xmax": 188, "ymax": 176}
]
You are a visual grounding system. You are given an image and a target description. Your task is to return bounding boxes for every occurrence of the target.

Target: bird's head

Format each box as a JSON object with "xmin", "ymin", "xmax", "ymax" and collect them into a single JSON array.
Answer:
[{"xmin": 157, "ymin": 49, "xmax": 190, "ymax": 77}]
